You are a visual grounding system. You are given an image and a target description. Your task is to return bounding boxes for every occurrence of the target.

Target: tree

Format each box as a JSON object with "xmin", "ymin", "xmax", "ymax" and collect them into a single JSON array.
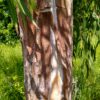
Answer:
[{"xmin": 7, "ymin": 0, "xmax": 73, "ymax": 99}]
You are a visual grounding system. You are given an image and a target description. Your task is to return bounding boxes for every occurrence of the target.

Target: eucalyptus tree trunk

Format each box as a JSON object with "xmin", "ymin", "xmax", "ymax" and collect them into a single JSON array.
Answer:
[{"xmin": 17, "ymin": 0, "xmax": 73, "ymax": 100}]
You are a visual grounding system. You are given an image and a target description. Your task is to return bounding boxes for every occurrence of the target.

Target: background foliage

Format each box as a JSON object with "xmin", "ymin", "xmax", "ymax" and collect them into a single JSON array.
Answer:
[
  {"xmin": 73, "ymin": 0, "xmax": 100, "ymax": 100},
  {"xmin": 0, "ymin": 0, "xmax": 24, "ymax": 100},
  {"xmin": 0, "ymin": 0, "xmax": 18, "ymax": 45},
  {"xmin": 0, "ymin": 0, "xmax": 100, "ymax": 100}
]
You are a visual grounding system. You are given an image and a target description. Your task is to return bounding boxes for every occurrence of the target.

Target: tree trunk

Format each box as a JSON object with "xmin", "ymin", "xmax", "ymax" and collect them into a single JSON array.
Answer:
[{"xmin": 17, "ymin": 0, "xmax": 73, "ymax": 100}]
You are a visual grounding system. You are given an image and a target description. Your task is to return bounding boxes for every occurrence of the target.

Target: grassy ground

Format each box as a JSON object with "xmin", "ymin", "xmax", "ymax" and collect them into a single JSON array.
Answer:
[
  {"xmin": 0, "ymin": 43, "xmax": 25, "ymax": 100},
  {"xmin": 0, "ymin": 43, "xmax": 100, "ymax": 100}
]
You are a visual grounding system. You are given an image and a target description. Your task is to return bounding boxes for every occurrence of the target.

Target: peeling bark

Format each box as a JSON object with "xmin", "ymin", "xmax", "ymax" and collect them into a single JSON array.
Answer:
[{"xmin": 17, "ymin": 0, "xmax": 72, "ymax": 100}]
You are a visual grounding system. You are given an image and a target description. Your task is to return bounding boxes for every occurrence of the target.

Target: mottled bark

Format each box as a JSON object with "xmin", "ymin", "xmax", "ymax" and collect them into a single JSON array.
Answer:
[{"xmin": 17, "ymin": 0, "xmax": 72, "ymax": 100}]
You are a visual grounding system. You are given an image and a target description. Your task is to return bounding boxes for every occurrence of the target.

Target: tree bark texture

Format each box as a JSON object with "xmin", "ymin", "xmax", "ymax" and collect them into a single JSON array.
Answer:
[{"xmin": 17, "ymin": 0, "xmax": 73, "ymax": 100}]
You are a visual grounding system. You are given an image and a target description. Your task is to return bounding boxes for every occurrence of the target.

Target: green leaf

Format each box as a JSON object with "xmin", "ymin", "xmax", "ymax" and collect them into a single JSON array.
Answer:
[
  {"xmin": 7, "ymin": 0, "xmax": 18, "ymax": 24},
  {"xmin": 90, "ymin": 34, "xmax": 98, "ymax": 49},
  {"xmin": 28, "ymin": 0, "xmax": 37, "ymax": 13},
  {"xmin": 17, "ymin": 0, "xmax": 26, "ymax": 15},
  {"xmin": 16, "ymin": 0, "xmax": 38, "ymax": 28}
]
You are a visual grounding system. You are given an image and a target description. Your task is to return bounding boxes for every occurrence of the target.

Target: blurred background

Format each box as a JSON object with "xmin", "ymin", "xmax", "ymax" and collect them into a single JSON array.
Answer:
[{"xmin": 0, "ymin": 0, "xmax": 100, "ymax": 100}]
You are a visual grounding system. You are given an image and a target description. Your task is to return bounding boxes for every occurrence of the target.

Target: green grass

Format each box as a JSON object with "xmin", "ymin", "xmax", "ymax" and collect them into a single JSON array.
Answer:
[
  {"xmin": 0, "ymin": 42, "xmax": 100, "ymax": 100},
  {"xmin": 0, "ymin": 43, "xmax": 25, "ymax": 100}
]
